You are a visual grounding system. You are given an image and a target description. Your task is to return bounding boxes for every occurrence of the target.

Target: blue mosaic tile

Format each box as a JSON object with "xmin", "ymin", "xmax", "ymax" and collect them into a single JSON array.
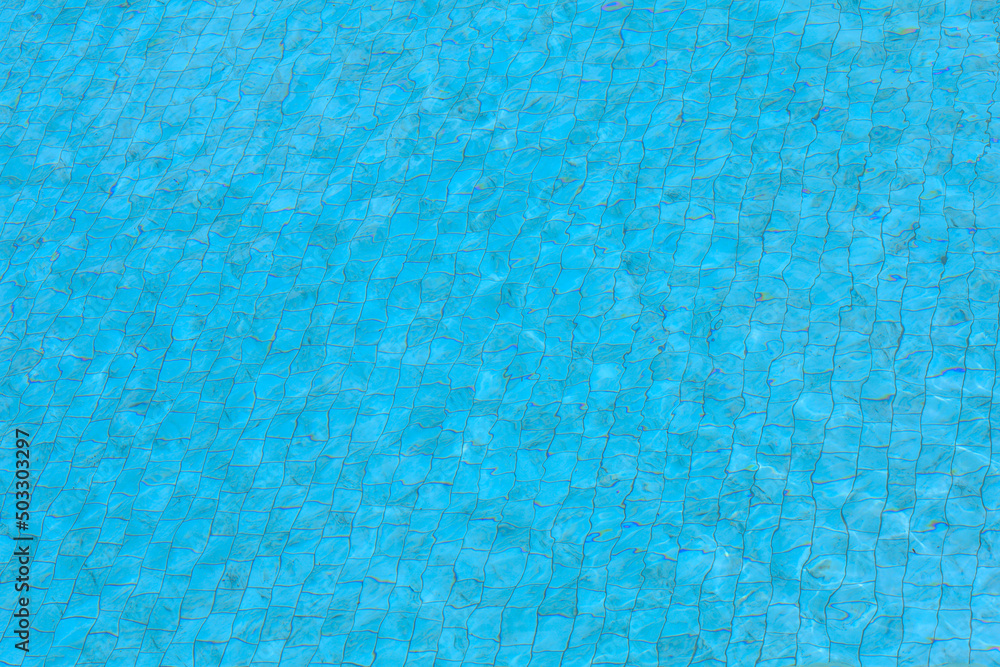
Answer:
[{"xmin": 1, "ymin": 0, "xmax": 1000, "ymax": 665}]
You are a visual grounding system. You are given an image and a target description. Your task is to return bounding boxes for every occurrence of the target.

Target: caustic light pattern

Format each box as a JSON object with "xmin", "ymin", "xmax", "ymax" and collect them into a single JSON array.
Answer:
[{"xmin": 2, "ymin": 0, "xmax": 1000, "ymax": 666}]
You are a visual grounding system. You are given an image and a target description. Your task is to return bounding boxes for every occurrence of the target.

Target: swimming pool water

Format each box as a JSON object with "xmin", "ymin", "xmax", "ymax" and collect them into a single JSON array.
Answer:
[{"xmin": 1, "ymin": 0, "xmax": 999, "ymax": 665}]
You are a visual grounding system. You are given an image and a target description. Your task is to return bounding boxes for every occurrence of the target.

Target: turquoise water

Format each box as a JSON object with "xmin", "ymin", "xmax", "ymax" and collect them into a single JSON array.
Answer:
[{"xmin": 1, "ymin": 0, "xmax": 999, "ymax": 665}]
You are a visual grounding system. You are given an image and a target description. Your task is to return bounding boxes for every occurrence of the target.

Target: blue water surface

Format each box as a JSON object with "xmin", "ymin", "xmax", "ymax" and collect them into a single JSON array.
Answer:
[{"xmin": 1, "ymin": 0, "xmax": 1000, "ymax": 665}]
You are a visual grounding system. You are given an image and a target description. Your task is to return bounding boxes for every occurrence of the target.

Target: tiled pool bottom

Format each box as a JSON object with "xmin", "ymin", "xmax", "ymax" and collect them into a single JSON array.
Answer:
[{"xmin": 3, "ymin": 0, "xmax": 1000, "ymax": 665}]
